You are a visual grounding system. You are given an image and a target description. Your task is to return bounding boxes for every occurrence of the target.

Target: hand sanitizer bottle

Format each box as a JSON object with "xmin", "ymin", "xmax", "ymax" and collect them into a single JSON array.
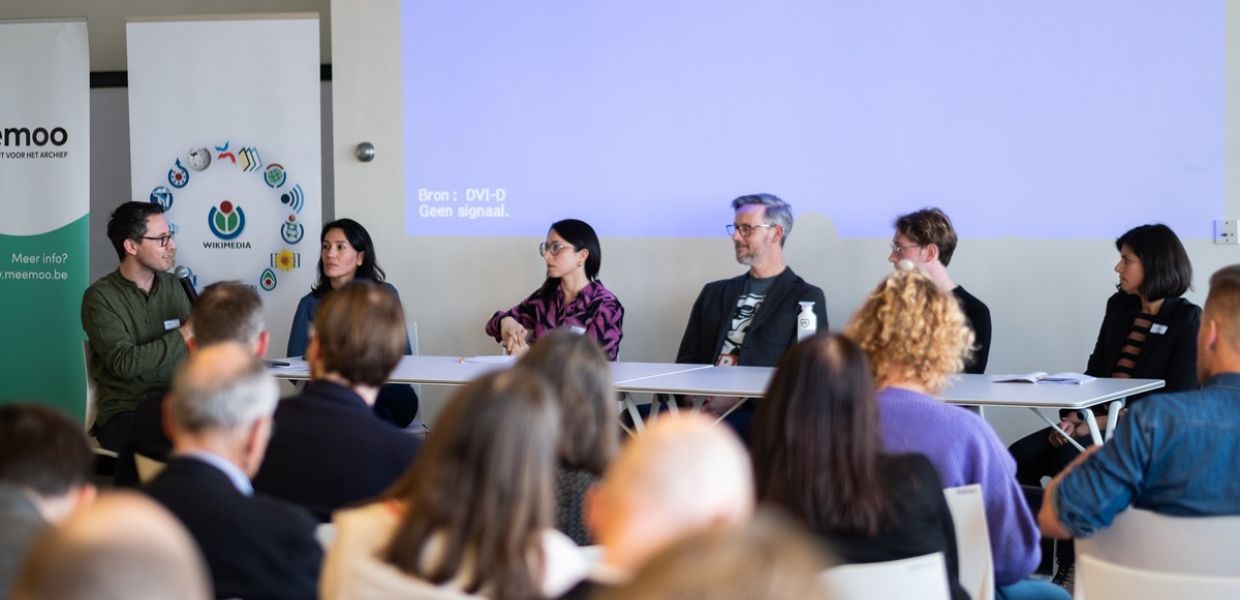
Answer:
[{"xmin": 797, "ymin": 301, "xmax": 817, "ymax": 341}]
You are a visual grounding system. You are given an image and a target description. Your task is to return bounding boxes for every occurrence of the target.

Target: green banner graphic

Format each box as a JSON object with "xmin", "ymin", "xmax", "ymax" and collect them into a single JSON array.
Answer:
[{"xmin": 0, "ymin": 216, "xmax": 90, "ymax": 421}]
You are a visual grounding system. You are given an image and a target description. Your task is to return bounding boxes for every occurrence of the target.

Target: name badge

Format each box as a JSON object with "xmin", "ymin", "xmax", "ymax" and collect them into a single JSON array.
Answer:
[
  {"xmin": 164, "ymin": 318, "xmax": 181, "ymax": 331},
  {"xmin": 1150, "ymin": 323, "xmax": 1168, "ymax": 335}
]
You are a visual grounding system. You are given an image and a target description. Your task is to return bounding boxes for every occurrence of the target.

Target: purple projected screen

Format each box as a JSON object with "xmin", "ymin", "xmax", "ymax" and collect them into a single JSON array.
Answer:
[{"xmin": 401, "ymin": 1, "xmax": 1223, "ymax": 239}]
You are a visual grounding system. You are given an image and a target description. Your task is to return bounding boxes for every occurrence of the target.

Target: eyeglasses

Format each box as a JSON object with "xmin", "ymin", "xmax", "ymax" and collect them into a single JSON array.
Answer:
[
  {"xmin": 141, "ymin": 233, "xmax": 175, "ymax": 247},
  {"xmin": 538, "ymin": 241, "xmax": 576, "ymax": 257},
  {"xmin": 726, "ymin": 223, "xmax": 776, "ymax": 237},
  {"xmin": 890, "ymin": 242, "xmax": 920, "ymax": 255}
]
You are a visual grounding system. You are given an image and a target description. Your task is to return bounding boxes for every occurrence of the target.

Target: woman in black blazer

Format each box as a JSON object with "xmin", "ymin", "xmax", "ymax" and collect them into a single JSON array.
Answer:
[
  {"xmin": 1009, "ymin": 224, "xmax": 1199, "ymax": 586},
  {"xmin": 1010, "ymin": 224, "xmax": 1200, "ymax": 485}
]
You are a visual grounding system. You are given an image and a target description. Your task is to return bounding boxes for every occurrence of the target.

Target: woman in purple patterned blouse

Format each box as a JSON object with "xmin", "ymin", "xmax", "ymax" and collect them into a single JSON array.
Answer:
[{"xmin": 486, "ymin": 219, "xmax": 625, "ymax": 360}]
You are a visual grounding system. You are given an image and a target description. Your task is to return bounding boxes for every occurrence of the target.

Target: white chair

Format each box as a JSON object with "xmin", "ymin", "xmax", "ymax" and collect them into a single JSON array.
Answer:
[
  {"xmin": 404, "ymin": 320, "xmax": 429, "ymax": 437},
  {"xmin": 821, "ymin": 552, "xmax": 950, "ymax": 600},
  {"xmin": 1076, "ymin": 554, "xmax": 1240, "ymax": 600},
  {"xmin": 1075, "ymin": 508, "xmax": 1240, "ymax": 578},
  {"xmin": 81, "ymin": 340, "xmax": 118, "ymax": 459},
  {"xmin": 943, "ymin": 484, "xmax": 995, "ymax": 600}
]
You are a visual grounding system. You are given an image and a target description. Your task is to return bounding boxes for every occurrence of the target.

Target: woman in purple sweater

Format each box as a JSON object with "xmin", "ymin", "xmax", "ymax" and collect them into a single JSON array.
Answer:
[
  {"xmin": 846, "ymin": 271, "xmax": 1068, "ymax": 600},
  {"xmin": 486, "ymin": 219, "xmax": 624, "ymax": 360}
]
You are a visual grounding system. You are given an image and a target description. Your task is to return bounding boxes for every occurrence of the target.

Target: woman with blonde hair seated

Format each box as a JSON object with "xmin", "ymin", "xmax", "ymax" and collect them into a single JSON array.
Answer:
[
  {"xmin": 845, "ymin": 271, "xmax": 1067, "ymax": 600},
  {"xmin": 320, "ymin": 369, "xmax": 588, "ymax": 600}
]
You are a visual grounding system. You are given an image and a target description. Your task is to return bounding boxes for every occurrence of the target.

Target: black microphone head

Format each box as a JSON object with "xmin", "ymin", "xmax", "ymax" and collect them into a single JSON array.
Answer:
[{"xmin": 174, "ymin": 265, "xmax": 191, "ymax": 279}]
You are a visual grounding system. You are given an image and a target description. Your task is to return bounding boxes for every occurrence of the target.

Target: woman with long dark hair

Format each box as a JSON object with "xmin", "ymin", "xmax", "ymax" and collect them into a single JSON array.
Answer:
[
  {"xmin": 486, "ymin": 219, "xmax": 624, "ymax": 360},
  {"xmin": 320, "ymin": 368, "xmax": 588, "ymax": 599},
  {"xmin": 751, "ymin": 332, "xmax": 967, "ymax": 600},
  {"xmin": 518, "ymin": 330, "xmax": 619, "ymax": 545},
  {"xmin": 287, "ymin": 218, "xmax": 418, "ymax": 427}
]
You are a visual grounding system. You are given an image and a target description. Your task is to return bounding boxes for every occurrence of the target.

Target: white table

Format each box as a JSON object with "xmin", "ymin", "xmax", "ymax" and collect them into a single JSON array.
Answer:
[
  {"xmin": 940, "ymin": 375, "xmax": 1163, "ymax": 446},
  {"xmin": 268, "ymin": 356, "xmax": 713, "ymax": 387},
  {"xmin": 601, "ymin": 369, "xmax": 1163, "ymax": 446},
  {"xmin": 268, "ymin": 357, "xmax": 1161, "ymax": 445}
]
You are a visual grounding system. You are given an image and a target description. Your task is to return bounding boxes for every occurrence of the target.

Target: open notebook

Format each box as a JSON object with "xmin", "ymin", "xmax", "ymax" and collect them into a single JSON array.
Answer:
[{"xmin": 992, "ymin": 372, "xmax": 1096, "ymax": 384}]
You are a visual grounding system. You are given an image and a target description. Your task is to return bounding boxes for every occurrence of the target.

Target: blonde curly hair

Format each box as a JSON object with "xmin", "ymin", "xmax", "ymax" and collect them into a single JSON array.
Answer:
[{"xmin": 844, "ymin": 271, "xmax": 974, "ymax": 393}]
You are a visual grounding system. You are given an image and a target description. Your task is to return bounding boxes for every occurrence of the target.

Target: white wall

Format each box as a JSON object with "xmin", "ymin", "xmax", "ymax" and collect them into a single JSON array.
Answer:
[
  {"xmin": 6, "ymin": 1, "xmax": 1237, "ymax": 439},
  {"xmin": 331, "ymin": 0, "xmax": 1240, "ymax": 439},
  {"xmin": 0, "ymin": 0, "xmax": 331, "ymax": 71}
]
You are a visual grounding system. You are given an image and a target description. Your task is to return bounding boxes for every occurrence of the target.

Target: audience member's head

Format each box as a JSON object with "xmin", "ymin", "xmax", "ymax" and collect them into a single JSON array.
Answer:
[
  {"xmin": 105, "ymin": 201, "xmax": 166, "ymax": 262},
  {"xmin": 518, "ymin": 330, "xmax": 618, "ymax": 474},
  {"xmin": 600, "ymin": 510, "xmax": 833, "ymax": 600},
  {"xmin": 0, "ymin": 405, "xmax": 95, "ymax": 523},
  {"xmin": 382, "ymin": 368, "xmax": 560, "ymax": 600},
  {"xmin": 309, "ymin": 279, "xmax": 406, "ymax": 389},
  {"xmin": 587, "ymin": 413, "xmax": 754, "ymax": 574},
  {"xmin": 13, "ymin": 491, "xmax": 210, "ymax": 600},
  {"xmin": 845, "ymin": 271, "xmax": 973, "ymax": 393},
  {"xmin": 1197, "ymin": 265, "xmax": 1240, "ymax": 382},
  {"xmin": 188, "ymin": 281, "xmax": 268, "ymax": 355},
  {"xmin": 167, "ymin": 342, "xmax": 280, "ymax": 477},
  {"xmin": 892, "ymin": 207, "xmax": 957, "ymax": 267},
  {"xmin": 752, "ymin": 333, "xmax": 888, "ymax": 536},
  {"xmin": 1115, "ymin": 223, "xmax": 1192, "ymax": 302}
]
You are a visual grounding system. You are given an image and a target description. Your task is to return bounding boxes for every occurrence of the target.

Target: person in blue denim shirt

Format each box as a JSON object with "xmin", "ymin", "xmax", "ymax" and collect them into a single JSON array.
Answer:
[{"xmin": 1040, "ymin": 264, "xmax": 1240, "ymax": 539}]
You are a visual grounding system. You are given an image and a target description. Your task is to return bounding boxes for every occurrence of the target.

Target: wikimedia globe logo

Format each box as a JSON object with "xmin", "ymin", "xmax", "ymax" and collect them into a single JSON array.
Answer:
[{"xmin": 207, "ymin": 200, "xmax": 246, "ymax": 240}]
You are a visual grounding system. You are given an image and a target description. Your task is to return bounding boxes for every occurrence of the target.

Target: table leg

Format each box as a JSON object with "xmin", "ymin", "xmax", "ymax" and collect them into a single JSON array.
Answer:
[
  {"xmin": 1028, "ymin": 407, "xmax": 1085, "ymax": 452},
  {"xmin": 1104, "ymin": 399, "xmax": 1125, "ymax": 442},
  {"xmin": 621, "ymin": 393, "xmax": 645, "ymax": 435},
  {"xmin": 1083, "ymin": 410, "xmax": 1103, "ymax": 446}
]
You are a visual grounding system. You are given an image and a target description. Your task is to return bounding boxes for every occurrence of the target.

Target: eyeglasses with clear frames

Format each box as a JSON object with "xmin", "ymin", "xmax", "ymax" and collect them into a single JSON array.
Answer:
[
  {"xmin": 890, "ymin": 242, "xmax": 920, "ymax": 255},
  {"xmin": 538, "ymin": 241, "xmax": 576, "ymax": 257},
  {"xmin": 725, "ymin": 223, "xmax": 776, "ymax": 237},
  {"xmin": 141, "ymin": 233, "xmax": 175, "ymax": 248}
]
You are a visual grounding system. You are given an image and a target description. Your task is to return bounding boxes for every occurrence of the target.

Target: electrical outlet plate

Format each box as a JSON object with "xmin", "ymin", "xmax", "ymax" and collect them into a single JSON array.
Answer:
[{"xmin": 1215, "ymin": 220, "xmax": 1238, "ymax": 245}]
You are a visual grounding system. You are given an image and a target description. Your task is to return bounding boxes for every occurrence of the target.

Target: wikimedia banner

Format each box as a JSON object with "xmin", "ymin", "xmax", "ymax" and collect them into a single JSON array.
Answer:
[
  {"xmin": 127, "ymin": 16, "xmax": 322, "ymax": 356},
  {"xmin": 0, "ymin": 20, "xmax": 89, "ymax": 419}
]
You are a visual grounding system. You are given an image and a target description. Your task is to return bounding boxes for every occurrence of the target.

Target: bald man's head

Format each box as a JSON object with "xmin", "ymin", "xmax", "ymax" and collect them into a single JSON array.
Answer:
[
  {"xmin": 14, "ymin": 492, "xmax": 210, "ymax": 600},
  {"xmin": 170, "ymin": 341, "xmax": 278, "ymax": 435},
  {"xmin": 587, "ymin": 414, "xmax": 754, "ymax": 573}
]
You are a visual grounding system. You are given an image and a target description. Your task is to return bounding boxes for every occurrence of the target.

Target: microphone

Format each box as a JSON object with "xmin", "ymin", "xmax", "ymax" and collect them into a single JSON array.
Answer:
[{"xmin": 174, "ymin": 265, "xmax": 199, "ymax": 303}]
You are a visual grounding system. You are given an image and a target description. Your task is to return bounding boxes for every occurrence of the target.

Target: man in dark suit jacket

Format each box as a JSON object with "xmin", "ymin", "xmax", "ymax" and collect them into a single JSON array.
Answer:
[
  {"xmin": 253, "ymin": 280, "xmax": 422, "ymax": 521},
  {"xmin": 675, "ymin": 194, "xmax": 827, "ymax": 433},
  {"xmin": 144, "ymin": 342, "xmax": 322, "ymax": 600}
]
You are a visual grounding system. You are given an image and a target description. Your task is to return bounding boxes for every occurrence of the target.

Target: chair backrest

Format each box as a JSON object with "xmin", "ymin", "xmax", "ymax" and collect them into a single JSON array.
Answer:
[
  {"xmin": 821, "ymin": 553, "xmax": 950, "ymax": 600},
  {"xmin": 1076, "ymin": 508, "xmax": 1240, "ymax": 577},
  {"xmin": 315, "ymin": 522, "xmax": 336, "ymax": 549},
  {"xmin": 81, "ymin": 339, "xmax": 97, "ymax": 430},
  {"xmin": 134, "ymin": 453, "xmax": 167, "ymax": 484},
  {"xmin": 408, "ymin": 320, "xmax": 420, "ymax": 356},
  {"xmin": 943, "ymin": 484, "xmax": 995, "ymax": 600},
  {"xmin": 1076, "ymin": 554, "xmax": 1240, "ymax": 600}
]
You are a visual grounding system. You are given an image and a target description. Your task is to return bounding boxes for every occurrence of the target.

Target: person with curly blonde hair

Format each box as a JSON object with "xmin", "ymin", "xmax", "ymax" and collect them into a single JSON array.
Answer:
[{"xmin": 845, "ymin": 271, "xmax": 1068, "ymax": 600}]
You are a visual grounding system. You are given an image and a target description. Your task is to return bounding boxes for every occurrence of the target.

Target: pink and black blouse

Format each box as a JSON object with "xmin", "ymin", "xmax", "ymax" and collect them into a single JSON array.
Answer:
[{"xmin": 485, "ymin": 280, "xmax": 624, "ymax": 360}]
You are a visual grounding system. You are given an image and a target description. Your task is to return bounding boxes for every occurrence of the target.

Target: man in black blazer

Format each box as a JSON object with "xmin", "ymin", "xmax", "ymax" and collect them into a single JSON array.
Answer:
[
  {"xmin": 253, "ymin": 281, "xmax": 422, "ymax": 521},
  {"xmin": 144, "ymin": 342, "xmax": 322, "ymax": 600},
  {"xmin": 675, "ymin": 194, "xmax": 827, "ymax": 431}
]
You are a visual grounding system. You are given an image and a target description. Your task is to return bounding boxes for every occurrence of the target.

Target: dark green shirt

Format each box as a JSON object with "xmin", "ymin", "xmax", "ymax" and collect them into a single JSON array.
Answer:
[{"xmin": 81, "ymin": 269, "xmax": 190, "ymax": 426}]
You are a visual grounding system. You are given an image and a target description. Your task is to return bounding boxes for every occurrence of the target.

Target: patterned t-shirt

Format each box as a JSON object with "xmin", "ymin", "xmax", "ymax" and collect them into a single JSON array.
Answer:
[{"xmin": 717, "ymin": 274, "xmax": 777, "ymax": 366}]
